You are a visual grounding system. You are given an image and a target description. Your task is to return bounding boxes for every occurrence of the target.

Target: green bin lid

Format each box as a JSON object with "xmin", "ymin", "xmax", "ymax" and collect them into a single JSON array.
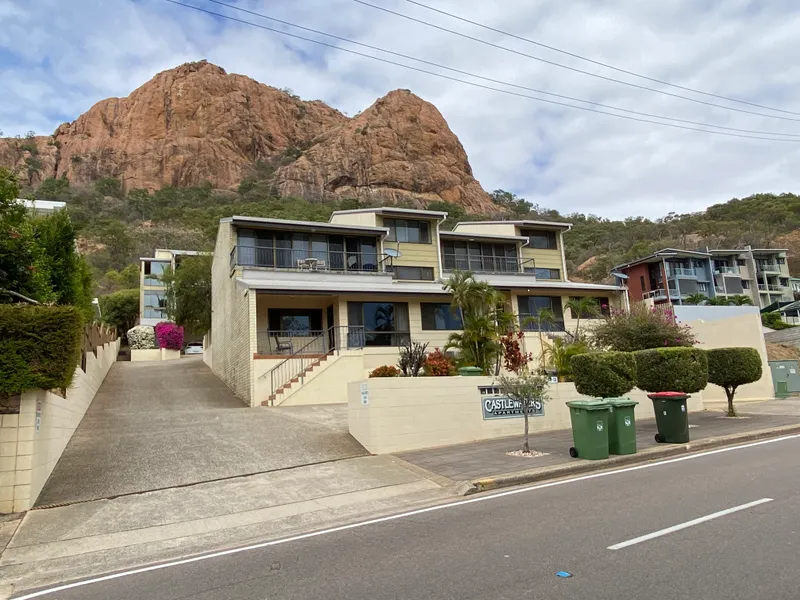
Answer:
[
  {"xmin": 604, "ymin": 397, "xmax": 639, "ymax": 407},
  {"xmin": 565, "ymin": 400, "xmax": 610, "ymax": 411},
  {"xmin": 457, "ymin": 366, "xmax": 484, "ymax": 375}
]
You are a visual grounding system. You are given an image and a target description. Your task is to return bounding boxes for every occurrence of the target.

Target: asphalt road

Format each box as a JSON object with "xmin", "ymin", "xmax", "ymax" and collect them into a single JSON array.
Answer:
[{"xmin": 16, "ymin": 435, "xmax": 800, "ymax": 600}]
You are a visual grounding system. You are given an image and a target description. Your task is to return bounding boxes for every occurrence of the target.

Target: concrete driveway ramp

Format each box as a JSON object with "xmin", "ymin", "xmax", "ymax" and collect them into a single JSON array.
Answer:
[{"xmin": 36, "ymin": 358, "xmax": 367, "ymax": 506}]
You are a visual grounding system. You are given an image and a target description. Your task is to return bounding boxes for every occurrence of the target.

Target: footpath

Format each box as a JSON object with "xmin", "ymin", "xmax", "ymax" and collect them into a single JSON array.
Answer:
[{"xmin": 2, "ymin": 399, "xmax": 799, "ymax": 598}]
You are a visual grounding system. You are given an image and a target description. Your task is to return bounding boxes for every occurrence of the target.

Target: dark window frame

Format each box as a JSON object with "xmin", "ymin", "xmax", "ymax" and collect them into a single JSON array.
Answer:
[
  {"xmin": 523, "ymin": 229, "xmax": 558, "ymax": 250},
  {"xmin": 392, "ymin": 265, "xmax": 435, "ymax": 281},
  {"xmin": 517, "ymin": 295, "xmax": 565, "ymax": 331},
  {"xmin": 420, "ymin": 303, "xmax": 463, "ymax": 330},
  {"xmin": 384, "ymin": 218, "xmax": 431, "ymax": 244}
]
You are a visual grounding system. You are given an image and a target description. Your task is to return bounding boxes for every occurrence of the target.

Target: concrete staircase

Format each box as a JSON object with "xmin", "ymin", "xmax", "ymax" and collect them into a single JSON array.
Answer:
[{"xmin": 263, "ymin": 353, "xmax": 338, "ymax": 406}]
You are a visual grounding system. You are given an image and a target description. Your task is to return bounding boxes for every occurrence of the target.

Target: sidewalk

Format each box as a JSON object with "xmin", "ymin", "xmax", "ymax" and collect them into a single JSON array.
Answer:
[
  {"xmin": 397, "ymin": 403, "xmax": 800, "ymax": 486},
  {"xmin": 0, "ymin": 456, "xmax": 453, "ymax": 595}
]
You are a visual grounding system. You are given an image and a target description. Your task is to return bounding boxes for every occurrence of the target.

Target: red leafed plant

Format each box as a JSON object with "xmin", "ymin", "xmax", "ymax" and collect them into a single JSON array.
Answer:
[
  {"xmin": 423, "ymin": 348, "xmax": 456, "ymax": 376},
  {"xmin": 155, "ymin": 322, "xmax": 184, "ymax": 351},
  {"xmin": 501, "ymin": 330, "xmax": 532, "ymax": 375},
  {"xmin": 369, "ymin": 365, "xmax": 400, "ymax": 378}
]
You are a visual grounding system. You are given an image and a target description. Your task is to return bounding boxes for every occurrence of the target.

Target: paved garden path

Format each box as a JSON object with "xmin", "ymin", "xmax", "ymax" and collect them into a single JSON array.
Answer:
[{"xmin": 36, "ymin": 358, "xmax": 367, "ymax": 506}]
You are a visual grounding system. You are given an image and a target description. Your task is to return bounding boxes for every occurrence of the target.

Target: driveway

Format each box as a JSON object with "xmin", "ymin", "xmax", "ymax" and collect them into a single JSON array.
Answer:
[{"xmin": 36, "ymin": 358, "xmax": 367, "ymax": 506}]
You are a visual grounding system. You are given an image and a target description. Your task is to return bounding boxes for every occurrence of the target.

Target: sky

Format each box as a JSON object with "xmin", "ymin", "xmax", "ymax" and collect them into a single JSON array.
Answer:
[{"xmin": 1, "ymin": 0, "xmax": 799, "ymax": 219}]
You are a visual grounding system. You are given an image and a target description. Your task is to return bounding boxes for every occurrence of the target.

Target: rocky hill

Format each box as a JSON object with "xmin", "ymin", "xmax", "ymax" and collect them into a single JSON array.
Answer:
[{"xmin": 0, "ymin": 60, "xmax": 494, "ymax": 212}]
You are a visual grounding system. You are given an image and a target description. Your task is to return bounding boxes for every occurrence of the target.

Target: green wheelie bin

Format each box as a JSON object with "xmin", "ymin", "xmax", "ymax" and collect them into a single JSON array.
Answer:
[
  {"xmin": 648, "ymin": 392, "xmax": 690, "ymax": 443},
  {"xmin": 566, "ymin": 400, "xmax": 611, "ymax": 460},
  {"xmin": 605, "ymin": 398, "xmax": 639, "ymax": 455}
]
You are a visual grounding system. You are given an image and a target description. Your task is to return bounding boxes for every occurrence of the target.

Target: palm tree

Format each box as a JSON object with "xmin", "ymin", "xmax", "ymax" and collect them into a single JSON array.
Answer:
[
  {"xmin": 521, "ymin": 308, "xmax": 556, "ymax": 371},
  {"xmin": 564, "ymin": 297, "xmax": 600, "ymax": 339},
  {"xmin": 706, "ymin": 296, "xmax": 732, "ymax": 306},
  {"xmin": 684, "ymin": 293, "xmax": 710, "ymax": 305},
  {"xmin": 728, "ymin": 295, "xmax": 753, "ymax": 306}
]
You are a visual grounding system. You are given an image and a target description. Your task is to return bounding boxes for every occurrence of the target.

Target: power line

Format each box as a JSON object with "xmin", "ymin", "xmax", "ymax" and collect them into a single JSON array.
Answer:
[
  {"xmin": 195, "ymin": 0, "xmax": 800, "ymax": 137},
  {"xmin": 353, "ymin": 0, "xmax": 800, "ymax": 123},
  {"xmin": 163, "ymin": 0, "xmax": 800, "ymax": 142},
  {"xmin": 402, "ymin": 0, "xmax": 800, "ymax": 117},
  {"xmin": 198, "ymin": 0, "xmax": 800, "ymax": 139}
]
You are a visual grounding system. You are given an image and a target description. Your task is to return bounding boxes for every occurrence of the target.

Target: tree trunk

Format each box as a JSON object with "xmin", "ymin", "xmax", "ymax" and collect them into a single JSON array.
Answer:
[
  {"xmin": 522, "ymin": 404, "xmax": 530, "ymax": 453},
  {"xmin": 726, "ymin": 386, "xmax": 737, "ymax": 417}
]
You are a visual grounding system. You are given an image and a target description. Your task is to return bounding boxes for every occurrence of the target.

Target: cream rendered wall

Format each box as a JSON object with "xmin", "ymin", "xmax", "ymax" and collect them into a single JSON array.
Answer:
[
  {"xmin": 348, "ymin": 377, "xmax": 704, "ymax": 454},
  {"xmin": 281, "ymin": 354, "xmax": 364, "ymax": 406},
  {"xmin": 211, "ymin": 223, "xmax": 256, "ymax": 405},
  {"xmin": 453, "ymin": 222, "xmax": 518, "ymax": 236},
  {"xmin": 329, "ymin": 212, "xmax": 378, "ymax": 227},
  {"xmin": 154, "ymin": 249, "xmax": 174, "ymax": 259},
  {"xmin": 0, "ymin": 339, "xmax": 119, "ymax": 513},
  {"xmin": 677, "ymin": 308, "xmax": 774, "ymax": 403},
  {"xmin": 131, "ymin": 349, "xmax": 162, "ymax": 362},
  {"xmin": 376, "ymin": 215, "xmax": 441, "ymax": 279}
]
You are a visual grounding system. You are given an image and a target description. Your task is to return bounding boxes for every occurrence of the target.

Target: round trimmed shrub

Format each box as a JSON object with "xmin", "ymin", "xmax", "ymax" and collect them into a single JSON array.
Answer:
[
  {"xmin": 369, "ymin": 365, "xmax": 400, "ymax": 378},
  {"xmin": 127, "ymin": 325, "xmax": 157, "ymax": 350},
  {"xmin": 634, "ymin": 347, "xmax": 708, "ymax": 393},
  {"xmin": 571, "ymin": 351, "xmax": 636, "ymax": 398},
  {"xmin": 707, "ymin": 347, "xmax": 762, "ymax": 416}
]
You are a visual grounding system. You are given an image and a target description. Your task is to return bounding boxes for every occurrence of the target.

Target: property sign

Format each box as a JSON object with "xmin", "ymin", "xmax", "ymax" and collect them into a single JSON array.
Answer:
[
  {"xmin": 479, "ymin": 386, "xmax": 545, "ymax": 420},
  {"xmin": 360, "ymin": 383, "xmax": 369, "ymax": 406}
]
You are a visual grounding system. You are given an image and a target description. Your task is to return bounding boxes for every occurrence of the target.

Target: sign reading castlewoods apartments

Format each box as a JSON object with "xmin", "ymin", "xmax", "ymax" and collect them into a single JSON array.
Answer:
[{"xmin": 479, "ymin": 386, "xmax": 545, "ymax": 420}]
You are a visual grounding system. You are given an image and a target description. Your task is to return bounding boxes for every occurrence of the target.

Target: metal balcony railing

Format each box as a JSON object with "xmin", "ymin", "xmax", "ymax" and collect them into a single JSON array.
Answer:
[
  {"xmin": 714, "ymin": 266, "xmax": 740, "ymax": 275},
  {"xmin": 643, "ymin": 289, "xmax": 668, "ymax": 300},
  {"xmin": 756, "ymin": 263, "xmax": 781, "ymax": 273},
  {"xmin": 230, "ymin": 246, "xmax": 392, "ymax": 274},
  {"xmin": 441, "ymin": 254, "xmax": 534, "ymax": 274},
  {"xmin": 668, "ymin": 267, "xmax": 696, "ymax": 277}
]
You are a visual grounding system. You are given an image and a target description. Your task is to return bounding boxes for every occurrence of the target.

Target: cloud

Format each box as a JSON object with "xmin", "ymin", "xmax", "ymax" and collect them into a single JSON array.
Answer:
[{"xmin": 1, "ymin": 0, "xmax": 798, "ymax": 219}]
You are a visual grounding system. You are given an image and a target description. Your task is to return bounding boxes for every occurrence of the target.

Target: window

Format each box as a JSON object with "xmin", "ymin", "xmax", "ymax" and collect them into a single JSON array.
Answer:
[
  {"xmin": 778, "ymin": 257, "xmax": 786, "ymax": 265},
  {"xmin": 742, "ymin": 280, "xmax": 750, "ymax": 290},
  {"xmin": 348, "ymin": 302, "xmax": 410, "ymax": 346},
  {"xmin": 144, "ymin": 261, "xmax": 168, "ymax": 286},
  {"xmin": 143, "ymin": 291, "xmax": 167, "ymax": 319},
  {"xmin": 527, "ymin": 267, "xmax": 560, "ymax": 280},
  {"xmin": 267, "ymin": 309, "xmax": 323, "ymax": 334},
  {"xmin": 523, "ymin": 229, "xmax": 557, "ymax": 250},
  {"xmin": 569, "ymin": 297, "xmax": 610, "ymax": 318},
  {"xmin": 442, "ymin": 240, "xmax": 518, "ymax": 272},
  {"xmin": 392, "ymin": 266, "xmax": 435, "ymax": 281},
  {"xmin": 780, "ymin": 278, "xmax": 789, "ymax": 287},
  {"xmin": 697, "ymin": 282, "xmax": 709, "ymax": 293},
  {"xmin": 517, "ymin": 296, "xmax": 564, "ymax": 331},
  {"xmin": 737, "ymin": 258, "xmax": 747, "ymax": 266},
  {"xmin": 384, "ymin": 219, "xmax": 431, "ymax": 244},
  {"xmin": 236, "ymin": 228, "xmax": 381, "ymax": 272},
  {"xmin": 421, "ymin": 303, "xmax": 463, "ymax": 330},
  {"xmin": 640, "ymin": 275, "xmax": 646, "ymax": 292}
]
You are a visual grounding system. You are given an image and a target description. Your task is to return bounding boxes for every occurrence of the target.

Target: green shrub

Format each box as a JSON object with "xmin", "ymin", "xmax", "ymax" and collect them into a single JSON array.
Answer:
[
  {"xmin": 634, "ymin": 347, "xmax": 708, "ymax": 393},
  {"xmin": 369, "ymin": 365, "xmax": 400, "ymax": 378},
  {"xmin": 99, "ymin": 289, "xmax": 139, "ymax": 336},
  {"xmin": 571, "ymin": 351, "xmax": 636, "ymax": 398},
  {"xmin": 0, "ymin": 305, "xmax": 83, "ymax": 398},
  {"xmin": 707, "ymin": 347, "xmax": 763, "ymax": 416},
  {"xmin": 590, "ymin": 303, "xmax": 696, "ymax": 351},
  {"xmin": 761, "ymin": 312, "xmax": 794, "ymax": 330}
]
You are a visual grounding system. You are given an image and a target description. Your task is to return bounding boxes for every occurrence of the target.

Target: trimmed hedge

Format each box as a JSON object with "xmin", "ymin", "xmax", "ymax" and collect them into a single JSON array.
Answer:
[
  {"xmin": 707, "ymin": 347, "xmax": 762, "ymax": 416},
  {"xmin": 571, "ymin": 351, "xmax": 636, "ymax": 398},
  {"xmin": 634, "ymin": 347, "xmax": 708, "ymax": 393},
  {"xmin": 0, "ymin": 305, "xmax": 83, "ymax": 397}
]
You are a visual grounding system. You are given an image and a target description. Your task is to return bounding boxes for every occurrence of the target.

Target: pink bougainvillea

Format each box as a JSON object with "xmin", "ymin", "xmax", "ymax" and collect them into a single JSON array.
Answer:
[{"xmin": 155, "ymin": 322, "xmax": 184, "ymax": 350}]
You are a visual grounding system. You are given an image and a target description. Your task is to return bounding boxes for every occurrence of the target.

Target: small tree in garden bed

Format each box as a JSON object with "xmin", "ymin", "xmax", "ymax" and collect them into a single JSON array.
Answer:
[
  {"xmin": 398, "ymin": 341, "xmax": 428, "ymax": 376},
  {"xmin": 496, "ymin": 371, "xmax": 550, "ymax": 453},
  {"xmin": 706, "ymin": 347, "xmax": 762, "ymax": 417},
  {"xmin": 369, "ymin": 365, "xmax": 400, "ymax": 377},
  {"xmin": 155, "ymin": 322, "xmax": 184, "ymax": 350},
  {"xmin": 500, "ymin": 330, "xmax": 532, "ymax": 374},
  {"xmin": 571, "ymin": 352, "xmax": 636, "ymax": 399},
  {"xmin": 590, "ymin": 303, "xmax": 696, "ymax": 352},
  {"xmin": 127, "ymin": 325, "xmax": 156, "ymax": 350},
  {"xmin": 633, "ymin": 347, "xmax": 708, "ymax": 394},
  {"xmin": 423, "ymin": 348, "xmax": 456, "ymax": 376}
]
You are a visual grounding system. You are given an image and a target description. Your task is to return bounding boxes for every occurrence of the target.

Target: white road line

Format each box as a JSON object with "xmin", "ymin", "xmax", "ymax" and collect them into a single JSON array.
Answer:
[
  {"xmin": 15, "ymin": 433, "xmax": 800, "ymax": 600},
  {"xmin": 608, "ymin": 497, "xmax": 774, "ymax": 550}
]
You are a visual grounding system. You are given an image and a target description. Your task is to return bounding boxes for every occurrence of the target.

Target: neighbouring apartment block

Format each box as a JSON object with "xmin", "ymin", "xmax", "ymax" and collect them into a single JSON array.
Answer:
[
  {"xmin": 613, "ymin": 246, "xmax": 792, "ymax": 308},
  {"xmin": 207, "ymin": 209, "xmax": 626, "ymax": 408},
  {"xmin": 139, "ymin": 249, "xmax": 209, "ymax": 326}
]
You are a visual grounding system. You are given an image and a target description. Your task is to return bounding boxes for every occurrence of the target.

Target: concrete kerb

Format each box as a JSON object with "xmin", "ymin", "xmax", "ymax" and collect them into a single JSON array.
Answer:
[{"xmin": 465, "ymin": 424, "xmax": 800, "ymax": 495}]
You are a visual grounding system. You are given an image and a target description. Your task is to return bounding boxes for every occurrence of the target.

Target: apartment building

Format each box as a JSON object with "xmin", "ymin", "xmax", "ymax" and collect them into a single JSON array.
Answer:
[
  {"xmin": 139, "ymin": 249, "xmax": 208, "ymax": 326},
  {"xmin": 613, "ymin": 246, "xmax": 793, "ymax": 308},
  {"xmin": 208, "ymin": 209, "xmax": 625, "ymax": 408}
]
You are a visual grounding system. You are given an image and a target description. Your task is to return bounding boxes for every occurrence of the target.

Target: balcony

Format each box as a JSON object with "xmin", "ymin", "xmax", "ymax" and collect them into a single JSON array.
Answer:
[
  {"xmin": 442, "ymin": 254, "xmax": 534, "ymax": 274},
  {"xmin": 714, "ymin": 266, "xmax": 740, "ymax": 275},
  {"xmin": 757, "ymin": 263, "xmax": 782, "ymax": 274},
  {"xmin": 643, "ymin": 289, "xmax": 668, "ymax": 300},
  {"xmin": 668, "ymin": 267, "xmax": 696, "ymax": 278},
  {"xmin": 231, "ymin": 246, "xmax": 392, "ymax": 274},
  {"xmin": 758, "ymin": 284, "xmax": 783, "ymax": 293}
]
